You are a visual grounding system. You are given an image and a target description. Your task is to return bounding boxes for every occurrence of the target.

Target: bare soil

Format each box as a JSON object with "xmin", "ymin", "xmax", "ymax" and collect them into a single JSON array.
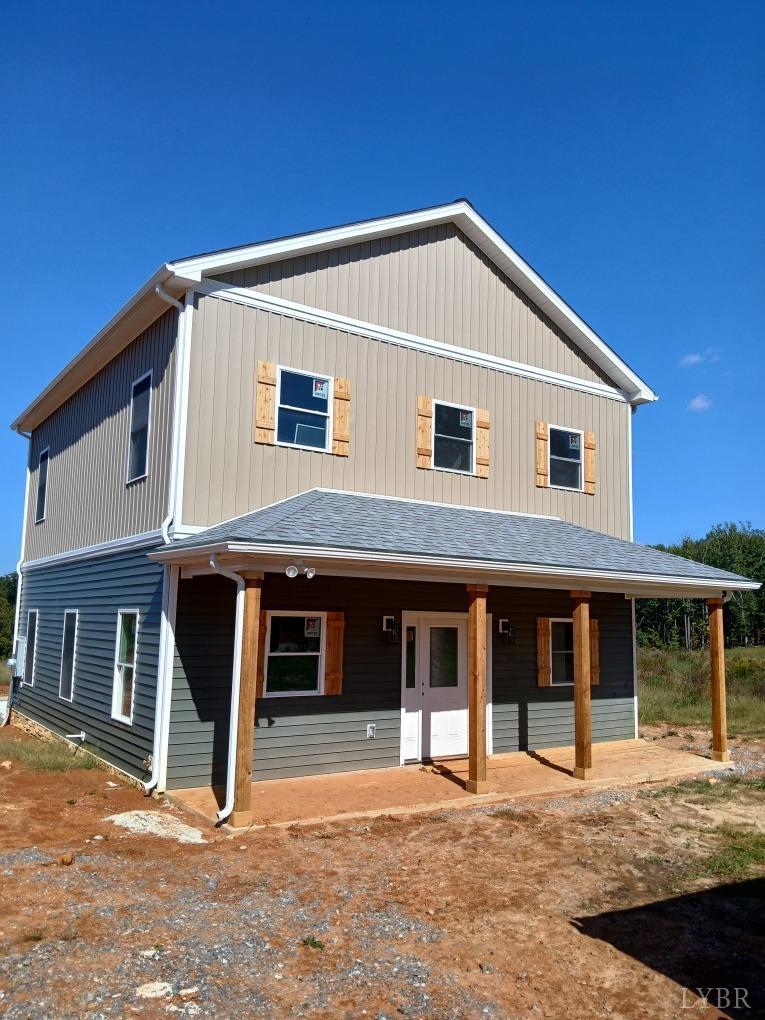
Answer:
[{"xmin": 1, "ymin": 724, "xmax": 763, "ymax": 1019}]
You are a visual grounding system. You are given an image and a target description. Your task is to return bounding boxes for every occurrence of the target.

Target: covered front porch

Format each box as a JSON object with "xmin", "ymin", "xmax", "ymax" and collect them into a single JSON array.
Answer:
[{"xmin": 171, "ymin": 738, "xmax": 732, "ymax": 829}]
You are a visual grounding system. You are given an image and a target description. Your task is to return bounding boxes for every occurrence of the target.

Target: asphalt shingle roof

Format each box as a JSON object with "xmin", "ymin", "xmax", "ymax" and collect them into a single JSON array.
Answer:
[{"xmin": 169, "ymin": 490, "xmax": 753, "ymax": 586}]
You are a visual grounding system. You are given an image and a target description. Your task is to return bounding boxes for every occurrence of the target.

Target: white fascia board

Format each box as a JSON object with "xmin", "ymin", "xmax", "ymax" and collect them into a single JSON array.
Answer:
[
  {"xmin": 148, "ymin": 540, "xmax": 759, "ymax": 595},
  {"xmin": 21, "ymin": 529, "xmax": 164, "ymax": 572},
  {"xmin": 170, "ymin": 200, "xmax": 656, "ymax": 406}
]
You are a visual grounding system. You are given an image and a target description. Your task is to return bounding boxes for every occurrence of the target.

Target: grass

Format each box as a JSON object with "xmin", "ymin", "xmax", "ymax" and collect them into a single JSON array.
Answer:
[
  {"xmin": 301, "ymin": 936, "xmax": 325, "ymax": 951},
  {"xmin": 641, "ymin": 774, "xmax": 765, "ymax": 803},
  {"xmin": 638, "ymin": 646, "xmax": 765, "ymax": 737},
  {"xmin": 695, "ymin": 824, "xmax": 765, "ymax": 880},
  {"xmin": 0, "ymin": 734, "xmax": 100, "ymax": 772}
]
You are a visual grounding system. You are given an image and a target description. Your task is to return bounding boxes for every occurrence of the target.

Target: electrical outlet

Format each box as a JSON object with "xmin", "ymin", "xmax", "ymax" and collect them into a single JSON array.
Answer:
[{"xmin": 366, "ymin": 723, "xmax": 376, "ymax": 739}]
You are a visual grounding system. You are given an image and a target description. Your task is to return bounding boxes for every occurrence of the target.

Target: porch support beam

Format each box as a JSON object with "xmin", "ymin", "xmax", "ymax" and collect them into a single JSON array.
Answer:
[
  {"xmin": 707, "ymin": 598, "xmax": 730, "ymax": 762},
  {"xmin": 466, "ymin": 583, "xmax": 489, "ymax": 794},
  {"xmin": 230, "ymin": 573, "xmax": 263, "ymax": 828},
  {"xmin": 571, "ymin": 590, "xmax": 592, "ymax": 780}
]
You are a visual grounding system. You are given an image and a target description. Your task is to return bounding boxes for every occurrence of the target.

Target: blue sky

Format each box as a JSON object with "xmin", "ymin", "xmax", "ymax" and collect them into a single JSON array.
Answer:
[{"xmin": 1, "ymin": 0, "xmax": 763, "ymax": 570}]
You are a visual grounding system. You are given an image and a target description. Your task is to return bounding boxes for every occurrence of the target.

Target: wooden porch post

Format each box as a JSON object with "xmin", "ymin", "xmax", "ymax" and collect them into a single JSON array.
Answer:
[
  {"xmin": 466, "ymin": 584, "xmax": 489, "ymax": 794},
  {"xmin": 230, "ymin": 573, "xmax": 263, "ymax": 828},
  {"xmin": 571, "ymin": 590, "xmax": 592, "ymax": 780},
  {"xmin": 707, "ymin": 597, "xmax": 730, "ymax": 762}
]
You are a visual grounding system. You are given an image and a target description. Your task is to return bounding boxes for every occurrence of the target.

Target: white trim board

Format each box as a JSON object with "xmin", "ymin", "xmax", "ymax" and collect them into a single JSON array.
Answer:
[
  {"xmin": 21, "ymin": 529, "xmax": 164, "ymax": 572},
  {"xmin": 195, "ymin": 279, "xmax": 629, "ymax": 403}
]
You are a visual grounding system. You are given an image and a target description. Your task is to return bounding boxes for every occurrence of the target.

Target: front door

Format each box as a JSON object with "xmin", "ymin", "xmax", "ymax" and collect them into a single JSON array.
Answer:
[{"xmin": 401, "ymin": 615, "xmax": 469, "ymax": 761}]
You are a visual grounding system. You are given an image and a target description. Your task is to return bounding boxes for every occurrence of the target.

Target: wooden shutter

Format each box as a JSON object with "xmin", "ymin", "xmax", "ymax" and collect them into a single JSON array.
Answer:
[
  {"xmin": 416, "ymin": 396, "xmax": 433, "ymax": 469},
  {"xmin": 256, "ymin": 610, "xmax": 268, "ymax": 698},
  {"xmin": 537, "ymin": 617, "xmax": 552, "ymax": 687},
  {"xmin": 255, "ymin": 361, "xmax": 277, "ymax": 444},
  {"xmin": 584, "ymin": 431, "xmax": 596, "ymax": 495},
  {"xmin": 476, "ymin": 408, "xmax": 490, "ymax": 479},
  {"xmin": 332, "ymin": 377, "xmax": 351, "ymax": 456},
  {"xmin": 590, "ymin": 618, "xmax": 600, "ymax": 686},
  {"xmin": 325, "ymin": 611, "xmax": 345, "ymax": 695},
  {"xmin": 535, "ymin": 421, "xmax": 549, "ymax": 487}
]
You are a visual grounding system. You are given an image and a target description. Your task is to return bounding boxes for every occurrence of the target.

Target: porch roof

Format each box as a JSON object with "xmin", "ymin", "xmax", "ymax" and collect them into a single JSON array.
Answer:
[{"xmin": 152, "ymin": 489, "xmax": 759, "ymax": 596}]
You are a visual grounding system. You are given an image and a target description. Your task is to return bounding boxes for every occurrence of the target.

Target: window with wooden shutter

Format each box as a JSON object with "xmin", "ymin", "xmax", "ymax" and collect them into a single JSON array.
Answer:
[
  {"xmin": 325, "ymin": 611, "xmax": 345, "ymax": 695},
  {"xmin": 535, "ymin": 421, "xmax": 549, "ymax": 487},
  {"xmin": 537, "ymin": 617, "xmax": 552, "ymax": 687},
  {"xmin": 584, "ymin": 431, "xmax": 596, "ymax": 495},
  {"xmin": 416, "ymin": 396, "xmax": 433, "ymax": 469},
  {"xmin": 254, "ymin": 361, "xmax": 277, "ymax": 444},
  {"xmin": 332, "ymin": 378, "xmax": 351, "ymax": 456},
  {"xmin": 476, "ymin": 408, "xmax": 490, "ymax": 479},
  {"xmin": 590, "ymin": 618, "xmax": 600, "ymax": 685}
]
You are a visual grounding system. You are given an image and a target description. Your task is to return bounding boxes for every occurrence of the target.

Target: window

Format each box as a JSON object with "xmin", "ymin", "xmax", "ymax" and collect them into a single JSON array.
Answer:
[
  {"xmin": 433, "ymin": 401, "xmax": 475, "ymax": 474},
  {"xmin": 112, "ymin": 610, "xmax": 139, "ymax": 723},
  {"xmin": 265, "ymin": 612, "xmax": 326, "ymax": 697},
  {"xmin": 35, "ymin": 448, "xmax": 49, "ymax": 522},
  {"xmin": 551, "ymin": 620, "xmax": 574, "ymax": 685},
  {"xmin": 23, "ymin": 610, "xmax": 38, "ymax": 686},
  {"xmin": 127, "ymin": 373, "xmax": 152, "ymax": 482},
  {"xmin": 549, "ymin": 426, "xmax": 583, "ymax": 490},
  {"xmin": 59, "ymin": 610, "xmax": 78, "ymax": 702},
  {"xmin": 276, "ymin": 368, "xmax": 332, "ymax": 451}
]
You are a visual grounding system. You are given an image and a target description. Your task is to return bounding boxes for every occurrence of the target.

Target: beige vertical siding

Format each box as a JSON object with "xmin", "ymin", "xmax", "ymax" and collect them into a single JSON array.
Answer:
[
  {"xmin": 183, "ymin": 296, "xmax": 631, "ymax": 538},
  {"xmin": 24, "ymin": 308, "xmax": 178, "ymax": 560},
  {"xmin": 211, "ymin": 224, "xmax": 613, "ymax": 388}
]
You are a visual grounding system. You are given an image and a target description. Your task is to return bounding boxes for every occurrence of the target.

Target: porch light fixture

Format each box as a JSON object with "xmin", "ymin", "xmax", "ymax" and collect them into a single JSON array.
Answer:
[
  {"xmin": 498, "ymin": 618, "xmax": 515, "ymax": 644},
  {"xmin": 285, "ymin": 564, "xmax": 299, "ymax": 579},
  {"xmin": 285, "ymin": 562, "xmax": 316, "ymax": 580},
  {"xmin": 382, "ymin": 615, "xmax": 401, "ymax": 645}
]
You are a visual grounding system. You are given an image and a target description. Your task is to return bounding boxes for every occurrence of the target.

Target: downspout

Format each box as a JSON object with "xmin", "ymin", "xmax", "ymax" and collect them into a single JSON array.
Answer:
[
  {"xmin": 4, "ymin": 452, "xmax": 32, "ymax": 726},
  {"xmin": 209, "ymin": 554, "xmax": 246, "ymax": 823},
  {"xmin": 142, "ymin": 283, "xmax": 185, "ymax": 791}
]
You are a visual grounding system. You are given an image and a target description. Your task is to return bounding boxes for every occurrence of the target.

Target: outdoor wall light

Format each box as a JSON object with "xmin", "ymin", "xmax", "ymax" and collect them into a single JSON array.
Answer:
[
  {"xmin": 285, "ymin": 564, "xmax": 299, "ymax": 579},
  {"xmin": 285, "ymin": 561, "xmax": 316, "ymax": 580},
  {"xmin": 498, "ymin": 618, "xmax": 515, "ymax": 644},
  {"xmin": 382, "ymin": 615, "xmax": 401, "ymax": 644}
]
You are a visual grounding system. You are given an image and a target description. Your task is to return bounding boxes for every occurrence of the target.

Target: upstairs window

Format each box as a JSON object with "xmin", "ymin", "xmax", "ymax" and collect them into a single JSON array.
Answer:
[
  {"xmin": 433, "ymin": 401, "xmax": 475, "ymax": 474},
  {"xmin": 35, "ymin": 448, "xmax": 49, "ymax": 522},
  {"xmin": 551, "ymin": 619, "xmax": 574, "ymax": 685},
  {"xmin": 276, "ymin": 368, "xmax": 332, "ymax": 451},
  {"xmin": 549, "ymin": 426, "xmax": 583, "ymax": 490},
  {"xmin": 265, "ymin": 612, "xmax": 326, "ymax": 696},
  {"xmin": 127, "ymin": 373, "xmax": 152, "ymax": 483},
  {"xmin": 59, "ymin": 610, "xmax": 78, "ymax": 702}
]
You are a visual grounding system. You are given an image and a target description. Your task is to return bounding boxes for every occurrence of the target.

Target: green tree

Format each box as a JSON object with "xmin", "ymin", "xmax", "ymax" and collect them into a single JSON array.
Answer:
[{"xmin": 0, "ymin": 572, "xmax": 18, "ymax": 659}]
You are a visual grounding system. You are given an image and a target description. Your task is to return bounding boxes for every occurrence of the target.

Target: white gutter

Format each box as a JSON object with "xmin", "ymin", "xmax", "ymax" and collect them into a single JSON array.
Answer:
[
  {"xmin": 208, "ymin": 554, "xmax": 246, "ymax": 823},
  {"xmin": 154, "ymin": 284, "xmax": 186, "ymax": 544}
]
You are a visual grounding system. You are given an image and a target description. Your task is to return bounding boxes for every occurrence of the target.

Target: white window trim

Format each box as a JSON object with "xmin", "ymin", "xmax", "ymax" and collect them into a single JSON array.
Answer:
[
  {"xmin": 34, "ymin": 447, "xmax": 50, "ymax": 523},
  {"xmin": 23, "ymin": 609, "xmax": 39, "ymax": 686},
  {"xmin": 58, "ymin": 609, "xmax": 79, "ymax": 703},
  {"xmin": 550, "ymin": 617, "xmax": 574, "ymax": 686},
  {"xmin": 264, "ymin": 610, "xmax": 327, "ymax": 698},
  {"xmin": 275, "ymin": 366, "xmax": 334, "ymax": 454},
  {"xmin": 431, "ymin": 399, "xmax": 477, "ymax": 476},
  {"xmin": 547, "ymin": 423, "xmax": 585, "ymax": 493},
  {"xmin": 111, "ymin": 608, "xmax": 140, "ymax": 724},
  {"xmin": 126, "ymin": 370, "xmax": 153, "ymax": 485}
]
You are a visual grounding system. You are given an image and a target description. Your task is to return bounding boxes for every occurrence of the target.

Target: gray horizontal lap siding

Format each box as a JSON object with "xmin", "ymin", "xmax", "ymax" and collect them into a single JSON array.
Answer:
[
  {"xmin": 166, "ymin": 575, "xmax": 635, "ymax": 789},
  {"xmin": 15, "ymin": 546, "xmax": 165, "ymax": 781}
]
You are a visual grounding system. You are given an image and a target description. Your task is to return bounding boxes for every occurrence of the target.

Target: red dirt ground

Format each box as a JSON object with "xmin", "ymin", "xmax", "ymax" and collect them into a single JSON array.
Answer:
[{"xmin": 0, "ymin": 724, "xmax": 763, "ymax": 1019}]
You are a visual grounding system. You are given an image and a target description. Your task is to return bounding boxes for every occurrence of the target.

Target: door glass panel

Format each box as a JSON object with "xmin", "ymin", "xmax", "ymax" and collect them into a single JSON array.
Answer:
[
  {"xmin": 429, "ymin": 627, "xmax": 458, "ymax": 688},
  {"xmin": 405, "ymin": 626, "xmax": 416, "ymax": 688}
]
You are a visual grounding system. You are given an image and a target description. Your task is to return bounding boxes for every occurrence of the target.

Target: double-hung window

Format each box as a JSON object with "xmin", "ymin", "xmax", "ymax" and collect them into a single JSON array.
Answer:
[
  {"xmin": 59, "ymin": 610, "xmax": 78, "ymax": 702},
  {"xmin": 550, "ymin": 619, "xmax": 574, "ymax": 685},
  {"xmin": 549, "ymin": 426, "xmax": 583, "ymax": 490},
  {"xmin": 23, "ymin": 610, "xmax": 38, "ymax": 686},
  {"xmin": 127, "ymin": 373, "xmax": 152, "ymax": 482},
  {"xmin": 112, "ymin": 610, "xmax": 139, "ymax": 723},
  {"xmin": 264, "ymin": 612, "xmax": 326, "ymax": 697},
  {"xmin": 276, "ymin": 368, "xmax": 332, "ymax": 451},
  {"xmin": 35, "ymin": 448, "xmax": 49, "ymax": 522},
  {"xmin": 433, "ymin": 401, "xmax": 475, "ymax": 474}
]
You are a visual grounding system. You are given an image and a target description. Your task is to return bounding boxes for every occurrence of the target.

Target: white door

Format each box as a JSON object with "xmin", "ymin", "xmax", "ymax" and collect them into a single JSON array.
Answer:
[{"xmin": 401, "ymin": 615, "xmax": 469, "ymax": 760}]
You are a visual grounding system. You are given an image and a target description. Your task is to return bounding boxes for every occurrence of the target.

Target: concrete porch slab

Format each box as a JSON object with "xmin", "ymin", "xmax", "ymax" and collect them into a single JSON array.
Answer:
[{"xmin": 169, "ymin": 740, "xmax": 733, "ymax": 831}]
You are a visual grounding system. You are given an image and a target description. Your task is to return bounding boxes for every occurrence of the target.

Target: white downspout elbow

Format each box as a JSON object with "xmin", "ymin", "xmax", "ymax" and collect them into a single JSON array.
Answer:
[{"xmin": 209, "ymin": 554, "xmax": 246, "ymax": 823}]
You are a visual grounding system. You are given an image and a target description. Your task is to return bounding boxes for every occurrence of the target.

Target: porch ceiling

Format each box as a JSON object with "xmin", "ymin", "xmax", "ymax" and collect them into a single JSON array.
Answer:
[{"xmin": 150, "ymin": 489, "xmax": 759, "ymax": 598}]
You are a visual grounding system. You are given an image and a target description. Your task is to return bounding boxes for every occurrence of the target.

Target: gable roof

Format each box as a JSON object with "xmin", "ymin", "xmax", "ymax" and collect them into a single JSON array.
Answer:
[
  {"xmin": 152, "ymin": 489, "xmax": 757, "ymax": 596},
  {"xmin": 12, "ymin": 199, "xmax": 656, "ymax": 433}
]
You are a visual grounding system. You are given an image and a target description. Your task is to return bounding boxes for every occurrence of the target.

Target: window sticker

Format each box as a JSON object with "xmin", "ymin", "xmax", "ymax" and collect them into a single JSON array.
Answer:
[
  {"xmin": 312, "ymin": 379, "xmax": 329, "ymax": 400},
  {"xmin": 568, "ymin": 434, "xmax": 580, "ymax": 451},
  {"xmin": 459, "ymin": 410, "xmax": 472, "ymax": 429},
  {"xmin": 304, "ymin": 617, "xmax": 321, "ymax": 638}
]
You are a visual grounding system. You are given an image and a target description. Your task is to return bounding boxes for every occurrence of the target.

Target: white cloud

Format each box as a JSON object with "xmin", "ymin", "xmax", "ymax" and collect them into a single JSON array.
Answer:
[
  {"xmin": 679, "ymin": 347, "xmax": 721, "ymax": 367},
  {"xmin": 680, "ymin": 353, "xmax": 704, "ymax": 366},
  {"xmin": 687, "ymin": 393, "xmax": 712, "ymax": 412}
]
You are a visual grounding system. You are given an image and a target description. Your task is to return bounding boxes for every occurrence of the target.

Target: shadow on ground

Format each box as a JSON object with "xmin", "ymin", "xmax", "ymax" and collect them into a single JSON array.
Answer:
[{"xmin": 573, "ymin": 878, "xmax": 765, "ymax": 1017}]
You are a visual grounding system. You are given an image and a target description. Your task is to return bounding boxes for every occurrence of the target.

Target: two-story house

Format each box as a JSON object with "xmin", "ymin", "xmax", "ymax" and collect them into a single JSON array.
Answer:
[{"xmin": 9, "ymin": 200, "xmax": 757, "ymax": 826}]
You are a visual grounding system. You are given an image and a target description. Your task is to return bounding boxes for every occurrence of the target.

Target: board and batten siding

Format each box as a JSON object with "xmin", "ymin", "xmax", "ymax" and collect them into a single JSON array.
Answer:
[
  {"xmin": 183, "ymin": 296, "xmax": 632, "ymax": 538},
  {"xmin": 24, "ymin": 308, "xmax": 178, "ymax": 561},
  {"xmin": 211, "ymin": 223, "xmax": 612, "ymax": 387},
  {"xmin": 165, "ymin": 574, "xmax": 635, "ymax": 790},
  {"xmin": 15, "ymin": 546, "xmax": 165, "ymax": 782}
]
